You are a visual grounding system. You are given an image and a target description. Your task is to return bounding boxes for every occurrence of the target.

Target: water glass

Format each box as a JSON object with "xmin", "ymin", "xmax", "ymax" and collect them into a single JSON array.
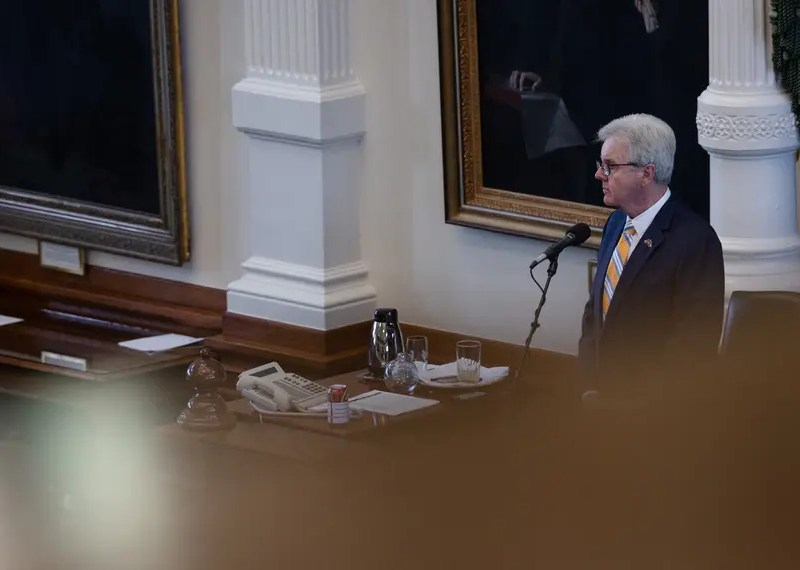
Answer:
[
  {"xmin": 456, "ymin": 340, "xmax": 481, "ymax": 383},
  {"xmin": 406, "ymin": 335, "xmax": 429, "ymax": 374}
]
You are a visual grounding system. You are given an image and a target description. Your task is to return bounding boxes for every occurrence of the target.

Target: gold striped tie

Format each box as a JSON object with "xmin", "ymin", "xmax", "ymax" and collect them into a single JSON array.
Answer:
[{"xmin": 602, "ymin": 221, "xmax": 637, "ymax": 317}]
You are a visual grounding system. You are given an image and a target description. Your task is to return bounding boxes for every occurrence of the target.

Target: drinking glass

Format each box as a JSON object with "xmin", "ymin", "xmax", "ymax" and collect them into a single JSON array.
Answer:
[
  {"xmin": 456, "ymin": 340, "xmax": 481, "ymax": 383},
  {"xmin": 406, "ymin": 335, "xmax": 429, "ymax": 374}
]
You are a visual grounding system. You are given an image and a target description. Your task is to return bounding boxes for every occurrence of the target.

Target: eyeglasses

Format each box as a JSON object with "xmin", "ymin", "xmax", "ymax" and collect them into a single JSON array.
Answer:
[{"xmin": 595, "ymin": 160, "xmax": 640, "ymax": 177}]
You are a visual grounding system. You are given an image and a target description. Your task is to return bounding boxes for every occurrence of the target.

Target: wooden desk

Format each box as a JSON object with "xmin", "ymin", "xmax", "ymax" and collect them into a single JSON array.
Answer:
[
  {"xmin": 2, "ymin": 362, "xmax": 800, "ymax": 569},
  {"xmin": 0, "ymin": 295, "xmax": 199, "ymax": 381},
  {"xmin": 211, "ymin": 368, "xmax": 517, "ymax": 438}
]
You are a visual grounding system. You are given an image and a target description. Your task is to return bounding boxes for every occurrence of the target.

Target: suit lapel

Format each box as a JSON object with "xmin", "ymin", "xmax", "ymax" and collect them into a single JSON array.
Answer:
[{"xmin": 605, "ymin": 198, "xmax": 677, "ymax": 322}]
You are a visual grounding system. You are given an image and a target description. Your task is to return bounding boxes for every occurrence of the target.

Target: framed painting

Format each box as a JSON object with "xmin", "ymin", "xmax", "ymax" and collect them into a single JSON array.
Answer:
[
  {"xmin": 437, "ymin": 0, "xmax": 709, "ymax": 246},
  {"xmin": 0, "ymin": 0, "xmax": 188, "ymax": 264}
]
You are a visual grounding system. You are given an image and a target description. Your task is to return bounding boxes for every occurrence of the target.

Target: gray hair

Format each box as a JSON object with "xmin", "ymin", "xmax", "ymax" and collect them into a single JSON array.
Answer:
[{"xmin": 597, "ymin": 114, "xmax": 676, "ymax": 185}]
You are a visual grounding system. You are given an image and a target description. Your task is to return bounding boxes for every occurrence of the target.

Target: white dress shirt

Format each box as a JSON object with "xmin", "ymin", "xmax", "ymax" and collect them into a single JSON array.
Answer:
[{"xmin": 626, "ymin": 188, "xmax": 671, "ymax": 256}]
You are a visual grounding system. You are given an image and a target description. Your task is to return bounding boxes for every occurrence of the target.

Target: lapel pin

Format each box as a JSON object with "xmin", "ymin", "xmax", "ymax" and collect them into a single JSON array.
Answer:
[{"xmin": 644, "ymin": 239, "xmax": 653, "ymax": 248}]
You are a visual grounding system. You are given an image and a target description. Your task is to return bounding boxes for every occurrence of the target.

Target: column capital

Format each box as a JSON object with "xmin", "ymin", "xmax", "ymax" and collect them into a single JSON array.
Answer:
[
  {"xmin": 235, "ymin": 0, "xmax": 364, "ymax": 144},
  {"xmin": 244, "ymin": 0, "xmax": 357, "ymax": 89},
  {"xmin": 699, "ymin": 0, "xmax": 800, "ymax": 293},
  {"xmin": 696, "ymin": 103, "xmax": 798, "ymax": 155},
  {"xmin": 699, "ymin": 0, "xmax": 799, "ymax": 154}
]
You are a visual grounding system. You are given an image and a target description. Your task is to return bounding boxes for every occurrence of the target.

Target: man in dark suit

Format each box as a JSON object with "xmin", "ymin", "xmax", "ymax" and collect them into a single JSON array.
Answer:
[{"xmin": 578, "ymin": 114, "xmax": 724, "ymax": 400}]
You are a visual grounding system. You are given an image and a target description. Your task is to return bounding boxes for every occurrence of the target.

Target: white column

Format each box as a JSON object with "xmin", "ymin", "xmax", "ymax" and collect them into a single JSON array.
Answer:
[
  {"xmin": 698, "ymin": 0, "xmax": 800, "ymax": 293},
  {"xmin": 228, "ymin": 0, "xmax": 376, "ymax": 329}
]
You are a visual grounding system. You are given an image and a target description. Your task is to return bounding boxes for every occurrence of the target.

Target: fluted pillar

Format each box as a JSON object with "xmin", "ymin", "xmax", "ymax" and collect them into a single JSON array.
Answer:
[
  {"xmin": 228, "ymin": 0, "xmax": 376, "ymax": 329},
  {"xmin": 698, "ymin": 0, "xmax": 800, "ymax": 293}
]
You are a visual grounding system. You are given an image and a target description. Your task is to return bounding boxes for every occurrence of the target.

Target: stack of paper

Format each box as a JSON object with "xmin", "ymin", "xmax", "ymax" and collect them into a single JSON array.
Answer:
[{"xmin": 309, "ymin": 390, "xmax": 438, "ymax": 416}]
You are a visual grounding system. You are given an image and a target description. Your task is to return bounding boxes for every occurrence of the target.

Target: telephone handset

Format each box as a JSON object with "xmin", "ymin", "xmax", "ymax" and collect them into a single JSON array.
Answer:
[{"xmin": 236, "ymin": 362, "xmax": 328, "ymax": 413}]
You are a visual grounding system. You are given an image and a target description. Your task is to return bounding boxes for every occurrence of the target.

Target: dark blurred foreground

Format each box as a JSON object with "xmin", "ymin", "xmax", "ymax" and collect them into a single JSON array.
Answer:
[{"xmin": 0, "ymin": 352, "xmax": 798, "ymax": 569}]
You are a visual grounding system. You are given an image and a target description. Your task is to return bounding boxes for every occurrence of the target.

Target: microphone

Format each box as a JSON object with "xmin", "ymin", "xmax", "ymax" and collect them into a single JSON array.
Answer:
[{"xmin": 529, "ymin": 223, "xmax": 591, "ymax": 269}]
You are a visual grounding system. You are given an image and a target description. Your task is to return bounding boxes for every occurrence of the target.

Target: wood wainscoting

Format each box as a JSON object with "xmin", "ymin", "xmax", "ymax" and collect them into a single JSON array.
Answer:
[
  {"xmin": 0, "ymin": 250, "xmax": 225, "ymax": 336},
  {"xmin": 206, "ymin": 314, "xmax": 576, "ymax": 383},
  {"xmin": 0, "ymin": 248, "xmax": 574, "ymax": 382},
  {"xmin": 206, "ymin": 313, "xmax": 373, "ymax": 381},
  {"xmin": 0, "ymin": 249, "xmax": 225, "ymax": 380}
]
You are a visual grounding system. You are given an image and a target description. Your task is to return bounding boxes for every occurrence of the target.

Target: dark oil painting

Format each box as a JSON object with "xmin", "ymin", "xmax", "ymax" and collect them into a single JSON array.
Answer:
[
  {"xmin": 476, "ymin": 0, "xmax": 710, "ymax": 217},
  {"xmin": 0, "ymin": 1, "xmax": 159, "ymax": 214},
  {"xmin": 439, "ymin": 0, "xmax": 711, "ymax": 243}
]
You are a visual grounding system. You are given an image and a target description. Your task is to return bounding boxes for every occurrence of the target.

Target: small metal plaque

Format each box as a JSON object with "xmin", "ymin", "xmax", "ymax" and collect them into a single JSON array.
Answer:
[
  {"xmin": 39, "ymin": 241, "xmax": 85, "ymax": 275},
  {"xmin": 40, "ymin": 351, "xmax": 88, "ymax": 372}
]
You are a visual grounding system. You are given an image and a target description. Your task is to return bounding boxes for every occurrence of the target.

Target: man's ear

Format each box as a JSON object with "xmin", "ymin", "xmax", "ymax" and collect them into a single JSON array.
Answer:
[{"xmin": 642, "ymin": 163, "xmax": 656, "ymax": 185}]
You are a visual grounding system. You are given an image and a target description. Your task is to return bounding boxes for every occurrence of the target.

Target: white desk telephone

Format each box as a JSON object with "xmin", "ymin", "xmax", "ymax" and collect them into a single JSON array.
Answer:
[{"xmin": 236, "ymin": 362, "xmax": 328, "ymax": 413}]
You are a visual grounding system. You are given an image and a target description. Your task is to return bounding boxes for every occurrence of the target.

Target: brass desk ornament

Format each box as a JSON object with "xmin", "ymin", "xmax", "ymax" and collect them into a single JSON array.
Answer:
[{"xmin": 177, "ymin": 348, "xmax": 235, "ymax": 430}]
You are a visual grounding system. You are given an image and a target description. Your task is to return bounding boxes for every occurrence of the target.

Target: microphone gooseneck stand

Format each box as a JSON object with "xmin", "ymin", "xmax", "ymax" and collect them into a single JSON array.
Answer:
[{"xmin": 516, "ymin": 257, "xmax": 559, "ymax": 379}]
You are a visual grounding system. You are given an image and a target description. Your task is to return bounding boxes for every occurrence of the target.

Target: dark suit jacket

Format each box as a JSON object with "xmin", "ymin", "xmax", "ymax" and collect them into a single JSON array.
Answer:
[{"xmin": 578, "ymin": 197, "xmax": 725, "ymax": 396}]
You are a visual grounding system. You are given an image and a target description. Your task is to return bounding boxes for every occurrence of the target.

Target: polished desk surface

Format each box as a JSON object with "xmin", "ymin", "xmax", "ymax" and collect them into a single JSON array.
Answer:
[
  {"xmin": 1, "ymin": 363, "xmax": 799, "ymax": 569},
  {"xmin": 0, "ymin": 296, "xmax": 199, "ymax": 380}
]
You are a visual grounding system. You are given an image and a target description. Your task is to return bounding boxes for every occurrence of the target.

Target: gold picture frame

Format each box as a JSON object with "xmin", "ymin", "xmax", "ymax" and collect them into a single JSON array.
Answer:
[
  {"xmin": 437, "ymin": 0, "xmax": 609, "ymax": 247},
  {"xmin": 437, "ymin": 1, "xmax": 711, "ymax": 245}
]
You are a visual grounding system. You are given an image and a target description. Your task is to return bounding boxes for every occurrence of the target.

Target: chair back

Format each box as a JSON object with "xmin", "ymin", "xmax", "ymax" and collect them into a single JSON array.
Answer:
[{"xmin": 720, "ymin": 290, "xmax": 800, "ymax": 379}]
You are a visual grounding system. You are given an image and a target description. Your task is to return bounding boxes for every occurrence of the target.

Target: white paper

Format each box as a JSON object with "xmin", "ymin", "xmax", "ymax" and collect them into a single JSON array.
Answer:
[
  {"xmin": 118, "ymin": 333, "xmax": 203, "ymax": 352},
  {"xmin": 0, "ymin": 315, "xmax": 22, "ymax": 327},
  {"xmin": 308, "ymin": 390, "xmax": 439, "ymax": 416}
]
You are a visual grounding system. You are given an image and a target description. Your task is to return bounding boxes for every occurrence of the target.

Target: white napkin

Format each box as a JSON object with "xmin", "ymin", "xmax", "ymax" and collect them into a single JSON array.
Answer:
[{"xmin": 422, "ymin": 361, "xmax": 509, "ymax": 383}]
